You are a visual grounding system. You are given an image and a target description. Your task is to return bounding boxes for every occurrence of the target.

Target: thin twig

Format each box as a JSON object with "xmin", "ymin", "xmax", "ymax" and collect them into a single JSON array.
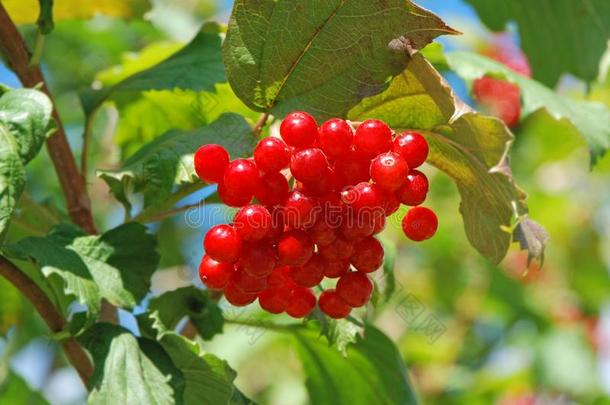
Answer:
[
  {"xmin": 0, "ymin": 256, "xmax": 93, "ymax": 387},
  {"xmin": 252, "ymin": 112, "xmax": 270, "ymax": 138},
  {"xmin": 80, "ymin": 114, "xmax": 94, "ymax": 176},
  {"xmin": 0, "ymin": 4, "xmax": 97, "ymax": 235}
]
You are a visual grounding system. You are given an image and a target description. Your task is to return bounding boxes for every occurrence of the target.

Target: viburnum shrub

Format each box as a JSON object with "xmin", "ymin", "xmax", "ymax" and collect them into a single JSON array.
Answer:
[{"xmin": 195, "ymin": 112, "xmax": 437, "ymax": 319}]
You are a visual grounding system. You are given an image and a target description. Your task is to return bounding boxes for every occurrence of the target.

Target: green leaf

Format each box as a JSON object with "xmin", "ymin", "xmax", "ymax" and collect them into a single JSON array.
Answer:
[
  {"xmin": 80, "ymin": 323, "xmax": 184, "ymax": 405},
  {"xmin": 141, "ymin": 287, "xmax": 224, "ymax": 341},
  {"xmin": 0, "ymin": 370, "xmax": 49, "ymax": 405},
  {"xmin": 377, "ymin": 236, "xmax": 397, "ymax": 304},
  {"xmin": 349, "ymin": 53, "xmax": 527, "ymax": 264},
  {"xmin": 82, "ymin": 22, "xmax": 226, "ymax": 115},
  {"xmin": 0, "ymin": 277, "xmax": 24, "ymax": 335},
  {"xmin": 293, "ymin": 324, "xmax": 418, "ymax": 405},
  {"xmin": 445, "ymin": 51, "xmax": 610, "ymax": 166},
  {"xmin": 4, "ymin": 223, "xmax": 159, "ymax": 318},
  {"xmin": 97, "ymin": 113, "xmax": 256, "ymax": 210},
  {"xmin": 223, "ymin": 0, "xmax": 457, "ymax": 119},
  {"xmin": 0, "ymin": 89, "xmax": 53, "ymax": 243},
  {"xmin": 464, "ymin": 0, "xmax": 610, "ymax": 86}
]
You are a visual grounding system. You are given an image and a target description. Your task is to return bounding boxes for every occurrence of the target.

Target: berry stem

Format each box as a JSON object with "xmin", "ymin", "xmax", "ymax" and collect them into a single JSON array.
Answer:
[
  {"xmin": 252, "ymin": 112, "xmax": 270, "ymax": 138},
  {"xmin": 224, "ymin": 318, "xmax": 304, "ymax": 332}
]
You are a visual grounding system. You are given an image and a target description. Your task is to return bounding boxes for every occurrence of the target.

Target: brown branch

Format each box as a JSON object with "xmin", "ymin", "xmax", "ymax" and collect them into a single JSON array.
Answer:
[
  {"xmin": 252, "ymin": 112, "xmax": 270, "ymax": 138},
  {"xmin": 0, "ymin": 256, "xmax": 93, "ymax": 387},
  {"xmin": 0, "ymin": 4, "xmax": 96, "ymax": 235}
]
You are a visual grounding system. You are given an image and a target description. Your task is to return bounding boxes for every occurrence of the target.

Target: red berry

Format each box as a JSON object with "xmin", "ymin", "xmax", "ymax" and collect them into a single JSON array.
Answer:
[
  {"xmin": 339, "ymin": 217, "xmax": 375, "ymax": 241},
  {"xmin": 341, "ymin": 182, "xmax": 385, "ymax": 217},
  {"xmin": 233, "ymin": 205, "xmax": 272, "ymax": 242},
  {"xmin": 231, "ymin": 267, "xmax": 268, "ymax": 294},
  {"xmin": 254, "ymin": 137, "xmax": 290, "ymax": 173},
  {"xmin": 334, "ymin": 151, "xmax": 371, "ymax": 186},
  {"xmin": 318, "ymin": 238, "xmax": 354, "ymax": 261},
  {"xmin": 372, "ymin": 215, "xmax": 386, "ymax": 235},
  {"xmin": 309, "ymin": 218, "xmax": 338, "ymax": 246},
  {"xmin": 267, "ymin": 265, "xmax": 291, "ymax": 288},
  {"xmin": 350, "ymin": 237, "xmax": 384, "ymax": 273},
  {"xmin": 283, "ymin": 190, "xmax": 318, "ymax": 229},
  {"xmin": 318, "ymin": 118, "xmax": 353, "ymax": 158},
  {"xmin": 289, "ymin": 254, "xmax": 325, "ymax": 288},
  {"xmin": 402, "ymin": 206, "xmax": 438, "ymax": 241},
  {"xmin": 383, "ymin": 191, "xmax": 400, "ymax": 216},
  {"xmin": 472, "ymin": 76, "xmax": 521, "ymax": 128},
  {"xmin": 194, "ymin": 144, "xmax": 229, "ymax": 184},
  {"xmin": 290, "ymin": 148, "xmax": 330, "ymax": 184},
  {"xmin": 223, "ymin": 159, "xmax": 260, "ymax": 196},
  {"xmin": 370, "ymin": 152, "xmax": 409, "ymax": 191},
  {"xmin": 280, "ymin": 111, "xmax": 318, "ymax": 148},
  {"xmin": 392, "ymin": 131, "xmax": 429, "ymax": 168},
  {"xmin": 218, "ymin": 180, "xmax": 253, "ymax": 207},
  {"xmin": 354, "ymin": 119, "xmax": 392, "ymax": 158},
  {"xmin": 277, "ymin": 230, "xmax": 314, "ymax": 266},
  {"xmin": 286, "ymin": 287, "xmax": 316, "ymax": 318},
  {"xmin": 198, "ymin": 255, "xmax": 233, "ymax": 289},
  {"xmin": 224, "ymin": 281, "xmax": 257, "ymax": 306},
  {"xmin": 240, "ymin": 242, "xmax": 277, "ymax": 278},
  {"xmin": 322, "ymin": 259, "xmax": 350, "ymax": 278},
  {"xmin": 255, "ymin": 172, "xmax": 289, "ymax": 206},
  {"xmin": 258, "ymin": 288, "xmax": 289, "ymax": 314},
  {"xmin": 319, "ymin": 289, "xmax": 352, "ymax": 319},
  {"xmin": 336, "ymin": 272, "xmax": 372, "ymax": 307},
  {"xmin": 204, "ymin": 224, "xmax": 242, "ymax": 263},
  {"xmin": 396, "ymin": 170, "xmax": 429, "ymax": 206}
]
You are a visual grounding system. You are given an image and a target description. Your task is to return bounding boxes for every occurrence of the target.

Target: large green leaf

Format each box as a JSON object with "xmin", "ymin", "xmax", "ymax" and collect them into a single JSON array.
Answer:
[
  {"xmin": 80, "ymin": 323, "xmax": 183, "ymax": 405},
  {"xmin": 82, "ymin": 22, "xmax": 226, "ymax": 116},
  {"xmin": 0, "ymin": 89, "xmax": 53, "ymax": 243},
  {"xmin": 140, "ymin": 287, "xmax": 224, "ymax": 341},
  {"xmin": 293, "ymin": 324, "xmax": 418, "ymax": 405},
  {"xmin": 464, "ymin": 0, "xmax": 610, "ymax": 86},
  {"xmin": 4, "ymin": 223, "xmax": 159, "ymax": 317},
  {"xmin": 350, "ymin": 53, "xmax": 526, "ymax": 264},
  {"xmin": 223, "ymin": 0, "xmax": 457, "ymax": 118},
  {"xmin": 445, "ymin": 51, "xmax": 610, "ymax": 166},
  {"xmin": 97, "ymin": 113, "xmax": 255, "ymax": 211}
]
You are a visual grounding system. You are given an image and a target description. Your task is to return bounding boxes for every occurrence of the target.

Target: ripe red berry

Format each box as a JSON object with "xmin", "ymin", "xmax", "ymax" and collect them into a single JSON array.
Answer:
[
  {"xmin": 382, "ymin": 190, "xmax": 400, "ymax": 216},
  {"xmin": 290, "ymin": 148, "xmax": 330, "ymax": 184},
  {"xmin": 258, "ymin": 288, "xmax": 289, "ymax": 314},
  {"xmin": 198, "ymin": 255, "xmax": 233, "ymax": 289},
  {"xmin": 289, "ymin": 254, "xmax": 325, "ymax": 288},
  {"xmin": 396, "ymin": 170, "xmax": 429, "ymax": 206},
  {"xmin": 255, "ymin": 171, "xmax": 289, "ymax": 206},
  {"xmin": 393, "ymin": 131, "xmax": 429, "ymax": 168},
  {"xmin": 231, "ymin": 267, "xmax": 268, "ymax": 294},
  {"xmin": 224, "ymin": 281, "xmax": 257, "ymax": 306},
  {"xmin": 283, "ymin": 190, "xmax": 318, "ymax": 229},
  {"xmin": 223, "ymin": 159, "xmax": 260, "ymax": 196},
  {"xmin": 402, "ymin": 206, "xmax": 438, "ymax": 241},
  {"xmin": 472, "ymin": 76, "xmax": 521, "ymax": 128},
  {"xmin": 254, "ymin": 137, "xmax": 290, "ymax": 173},
  {"xmin": 204, "ymin": 224, "xmax": 242, "ymax": 263},
  {"xmin": 280, "ymin": 111, "xmax": 318, "ymax": 148},
  {"xmin": 319, "ymin": 289, "xmax": 352, "ymax": 319},
  {"xmin": 336, "ymin": 272, "xmax": 373, "ymax": 307},
  {"xmin": 372, "ymin": 215, "xmax": 386, "ymax": 235},
  {"xmin": 267, "ymin": 265, "xmax": 291, "ymax": 288},
  {"xmin": 286, "ymin": 287, "xmax": 316, "ymax": 318},
  {"xmin": 277, "ymin": 230, "xmax": 314, "ymax": 266},
  {"xmin": 322, "ymin": 259, "xmax": 350, "ymax": 278},
  {"xmin": 233, "ymin": 205, "xmax": 272, "ymax": 242},
  {"xmin": 370, "ymin": 152, "xmax": 409, "ymax": 191},
  {"xmin": 334, "ymin": 151, "xmax": 371, "ymax": 186},
  {"xmin": 318, "ymin": 118, "xmax": 353, "ymax": 158},
  {"xmin": 341, "ymin": 182, "xmax": 385, "ymax": 217},
  {"xmin": 339, "ymin": 218, "xmax": 375, "ymax": 241},
  {"xmin": 354, "ymin": 119, "xmax": 392, "ymax": 158},
  {"xmin": 240, "ymin": 242, "xmax": 277, "ymax": 278},
  {"xmin": 218, "ymin": 180, "xmax": 253, "ymax": 207},
  {"xmin": 350, "ymin": 237, "xmax": 384, "ymax": 273},
  {"xmin": 318, "ymin": 238, "xmax": 354, "ymax": 261},
  {"xmin": 194, "ymin": 144, "xmax": 230, "ymax": 184},
  {"xmin": 309, "ymin": 218, "xmax": 338, "ymax": 246}
]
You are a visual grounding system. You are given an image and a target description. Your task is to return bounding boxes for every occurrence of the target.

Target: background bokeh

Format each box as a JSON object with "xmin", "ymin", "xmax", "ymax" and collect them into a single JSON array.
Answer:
[{"xmin": 1, "ymin": 1, "xmax": 609, "ymax": 404}]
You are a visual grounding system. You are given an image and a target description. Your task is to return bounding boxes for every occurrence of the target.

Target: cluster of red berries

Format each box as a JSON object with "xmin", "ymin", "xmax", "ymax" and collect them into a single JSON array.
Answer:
[{"xmin": 194, "ymin": 112, "xmax": 437, "ymax": 319}]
